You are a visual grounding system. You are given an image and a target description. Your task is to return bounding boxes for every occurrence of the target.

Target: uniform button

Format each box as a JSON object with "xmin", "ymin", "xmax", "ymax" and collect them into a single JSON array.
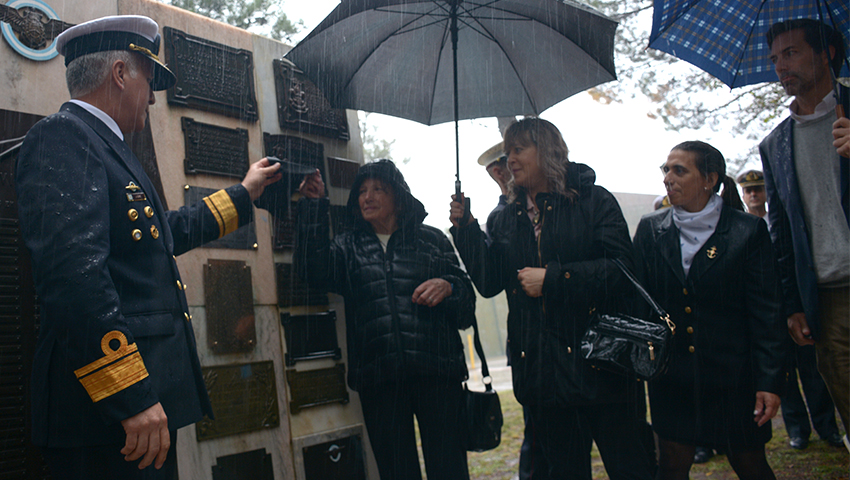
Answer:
[
  {"xmin": 184, "ymin": 312, "xmax": 190, "ymax": 321},
  {"xmin": 150, "ymin": 226, "xmax": 160, "ymax": 239},
  {"xmin": 567, "ymin": 346, "xmax": 572, "ymax": 354},
  {"xmin": 683, "ymin": 288, "xmax": 688, "ymax": 295},
  {"xmin": 547, "ymin": 205, "xmax": 552, "ymax": 211},
  {"xmin": 689, "ymin": 346, "xmax": 695, "ymax": 353},
  {"xmin": 131, "ymin": 229, "xmax": 142, "ymax": 241},
  {"xmin": 517, "ymin": 210, "xmax": 522, "ymax": 216},
  {"xmin": 177, "ymin": 280, "xmax": 183, "ymax": 290},
  {"xmin": 144, "ymin": 206, "xmax": 154, "ymax": 218},
  {"xmin": 564, "ymin": 272, "xmax": 571, "ymax": 279},
  {"xmin": 128, "ymin": 209, "xmax": 139, "ymax": 221},
  {"xmin": 687, "ymin": 326, "xmax": 694, "ymax": 334},
  {"xmin": 521, "ymin": 351, "xmax": 526, "ymax": 358},
  {"xmin": 684, "ymin": 306, "xmax": 692, "ymax": 314}
]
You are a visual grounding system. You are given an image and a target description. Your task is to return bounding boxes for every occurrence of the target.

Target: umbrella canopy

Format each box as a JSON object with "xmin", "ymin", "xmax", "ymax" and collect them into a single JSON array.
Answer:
[
  {"xmin": 648, "ymin": 0, "xmax": 849, "ymax": 89},
  {"xmin": 284, "ymin": 0, "xmax": 618, "ymax": 127}
]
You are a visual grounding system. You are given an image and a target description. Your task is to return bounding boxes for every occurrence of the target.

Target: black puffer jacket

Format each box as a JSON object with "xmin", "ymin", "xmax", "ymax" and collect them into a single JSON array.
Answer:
[
  {"xmin": 452, "ymin": 162, "xmax": 636, "ymax": 407},
  {"xmin": 295, "ymin": 160, "xmax": 475, "ymax": 391}
]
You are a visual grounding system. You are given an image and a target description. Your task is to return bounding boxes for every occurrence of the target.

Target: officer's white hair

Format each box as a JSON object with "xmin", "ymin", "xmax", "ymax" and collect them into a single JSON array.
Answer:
[{"xmin": 66, "ymin": 50, "xmax": 141, "ymax": 98}]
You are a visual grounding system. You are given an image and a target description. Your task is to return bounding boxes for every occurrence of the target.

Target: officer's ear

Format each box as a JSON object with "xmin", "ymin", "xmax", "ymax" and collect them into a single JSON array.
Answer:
[{"xmin": 111, "ymin": 59, "xmax": 128, "ymax": 91}]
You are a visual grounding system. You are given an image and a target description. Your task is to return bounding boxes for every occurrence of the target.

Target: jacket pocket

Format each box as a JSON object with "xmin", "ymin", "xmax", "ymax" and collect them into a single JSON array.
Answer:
[{"xmin": 123, "ymin": 312, "xmax": 176, "ymax": 337}]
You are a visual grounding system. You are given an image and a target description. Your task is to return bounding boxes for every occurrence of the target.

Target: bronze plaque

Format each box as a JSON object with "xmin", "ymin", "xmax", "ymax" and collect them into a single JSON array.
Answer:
[
  {"xmin": 281, "ymin": 311, "xmax": 341, "ymax": 366},
  {"xmin": 182, "ymin": 117, "xmax": 250, "ymax": 178},
  {"xmin": 204, "ymin": 259, "xmax": 256, "ymax": 354},
  {"xmin": 275, "ymin": 263, "xmax": 327, "ymax": 308},
  {"xmin": 303, "ymin": 435, "xmax": 366, "ymax": 480},
  {"xmin": 273, "ymin": 60, "xmax": 349, "ymax": 140},
  {"xmin": 196, "ymin": 362, "xmax": 280, "ymax": 441},
  {"xmin": 164, "ymin": 27, "xmax": 258, "ymax": 121},
  {"xmin": 326, "ymin": 157, "xmax": 360, "ymax": 189},
  {"xmin": 270, "ymin": 202, "xmax": 297, "ymax": 250},
  {"xmin": 185, "ymin": 186, "xmax": 256, "ymax": 250},
  {"xmin": 288, "ymin": 364, "xmax": 348, "ymax": 413},
  {"xmin": 212, "ymin": 449, "xmax": 273, "ymax": 480}
]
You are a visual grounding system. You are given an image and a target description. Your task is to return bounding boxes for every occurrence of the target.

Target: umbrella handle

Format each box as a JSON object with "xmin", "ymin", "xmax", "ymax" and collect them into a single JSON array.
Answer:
[{"xmin": 456, "ymin": 183, "xmax": 472, "ymax": 226}]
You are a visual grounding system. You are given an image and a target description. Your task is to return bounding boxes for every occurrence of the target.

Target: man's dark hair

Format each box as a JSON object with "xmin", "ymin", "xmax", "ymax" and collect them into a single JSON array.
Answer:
[{"xmin": 766, "ymin": 19, "xmax": 846, "ymax": 76}]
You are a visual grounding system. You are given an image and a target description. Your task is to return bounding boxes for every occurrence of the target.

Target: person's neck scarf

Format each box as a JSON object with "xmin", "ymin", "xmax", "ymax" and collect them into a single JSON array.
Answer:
[{"xmin": 672, "ymin": 194, "xmax": 722, "ymax": 276}]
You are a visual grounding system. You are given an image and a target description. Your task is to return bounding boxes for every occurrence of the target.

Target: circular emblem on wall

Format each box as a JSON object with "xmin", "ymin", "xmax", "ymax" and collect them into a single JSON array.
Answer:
[{"xmin": 1, "ymin": 0, "xmax": 73, "ymax": 61}]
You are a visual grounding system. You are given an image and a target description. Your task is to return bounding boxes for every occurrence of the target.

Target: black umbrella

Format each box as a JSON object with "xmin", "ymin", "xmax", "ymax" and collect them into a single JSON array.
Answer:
[{"xmin": 285, "ymin": 0, "xmax": 618, "ymax": 195}]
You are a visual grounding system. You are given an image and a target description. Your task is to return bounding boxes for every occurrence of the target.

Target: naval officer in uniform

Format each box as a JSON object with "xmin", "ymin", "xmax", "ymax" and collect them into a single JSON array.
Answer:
[{"xmin": 15, "ymin": 15, "xmax": 281, "ymax": 479}]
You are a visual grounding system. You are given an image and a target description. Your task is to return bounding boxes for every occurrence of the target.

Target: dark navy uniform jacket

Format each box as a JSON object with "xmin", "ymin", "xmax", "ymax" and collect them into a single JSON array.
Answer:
[{"xmin": 16, "ymin": 102, "xmax": 252, "ymax": 447}]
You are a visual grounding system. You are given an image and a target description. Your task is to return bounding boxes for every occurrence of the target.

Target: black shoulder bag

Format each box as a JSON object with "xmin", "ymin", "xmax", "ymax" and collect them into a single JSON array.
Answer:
[
  {"xmin": 464, "ymin": 316, "xmax": 503, "ymax": 452},
  {"xmin": 581, "ymin": 258, "xmax": 676, "ymax": 381}
]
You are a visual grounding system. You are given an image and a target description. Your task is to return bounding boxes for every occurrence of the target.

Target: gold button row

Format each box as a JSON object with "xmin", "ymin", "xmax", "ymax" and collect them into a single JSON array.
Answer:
[{"xmin": 128, "ymin": 207, "xmax": 154, "ymax": 222}]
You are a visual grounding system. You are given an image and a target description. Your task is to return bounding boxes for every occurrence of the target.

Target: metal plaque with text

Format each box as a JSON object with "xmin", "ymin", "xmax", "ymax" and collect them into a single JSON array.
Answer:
[
  {"xmin": 273, "ymin": 60, "xmax": 349, "ymax": 140},
  {"xmin": 196, "ymin": 362, "xmax": 280, "ymax": 441},
  {"xmin": 204, "ymin": 259, "xmax": 256, "ymax": 354},
  {"xmin": 182, "ymin": 117, "xmax": 250, "ymax": 178},
  {"xmin": 303, "ymin": 435, "xmax": 366, "ymax": 480},
  {"xmin": 287, "ymin": 364, "xmax": 348, "ymax": 413},
  {"xmin": 164, "ymin": 27, "xmax": 258, "ymax": 121}
]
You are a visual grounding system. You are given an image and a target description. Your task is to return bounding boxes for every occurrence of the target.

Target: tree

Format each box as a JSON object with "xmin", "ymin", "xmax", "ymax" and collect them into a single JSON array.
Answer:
[
  {"xmin": 585, "ymin": 0, "xmax": 790, "ymax": 170},
  {"xmin": 360, "ymin": 114, "xmax": 411, "ymax": 164},
  {"xmin": 162, "ymin": 0, "xmax": 303, "ymax": 42}
]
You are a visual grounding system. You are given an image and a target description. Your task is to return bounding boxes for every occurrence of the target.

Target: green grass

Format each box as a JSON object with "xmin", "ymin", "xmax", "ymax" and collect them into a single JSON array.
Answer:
[{"xmin": 464, "ymin": 390, "xmax": 848, "ymax": 480}]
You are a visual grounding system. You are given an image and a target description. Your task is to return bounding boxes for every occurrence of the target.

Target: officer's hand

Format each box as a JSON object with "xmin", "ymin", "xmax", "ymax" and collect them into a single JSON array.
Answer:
[
  {"xmin": 787, "ymin": 313, "xmax": 815, "ymax": 346},
  {"xmin": 834, "ymin": 117, "xmax": 850, "ymax": 158},
  {"xmin": 518, "ymin": 267, "xmax": 545, "ymax": 298},
  {"xmin": 449, "ymin": 193, "xmax": 474, "ymax": 228},
  {"xmin": 121, "ymin": 402, "xmax": 170, "ymax": 470},
  {"xmin": 242, "ymin": 158, "xmax": 282, "ymax": 201},
  {"xmin": 754, "ymin": 391, "xmax": 780, "ymax": 426},
  {"xmin": 298, "ymin": 169, "xmax": 325, "ymax": 199}
]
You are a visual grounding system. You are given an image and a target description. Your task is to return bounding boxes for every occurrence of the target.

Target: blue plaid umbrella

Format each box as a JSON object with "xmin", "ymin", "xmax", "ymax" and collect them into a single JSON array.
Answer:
[{"xmin": 648, "ymin": 0, "xmax": 849, "ymax": 88}]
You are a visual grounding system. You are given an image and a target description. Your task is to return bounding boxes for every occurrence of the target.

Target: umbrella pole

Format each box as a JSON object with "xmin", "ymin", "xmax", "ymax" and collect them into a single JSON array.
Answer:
[{"xmin": 451, "ymin": 0, "xmax": 472, "ymax": 222}]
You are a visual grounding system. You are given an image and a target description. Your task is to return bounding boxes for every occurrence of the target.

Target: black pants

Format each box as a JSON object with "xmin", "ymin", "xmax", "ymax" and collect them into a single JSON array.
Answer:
[
  {"xmin": 43, "ymin": 431, "xmax": 178, "ymax": 480},
  {"xmin": 782, "ymin": 343, "xmax": 840, "ymax": 440},
  {"xmin": 359, "ymin": 377, "xmax": 469, "ymax": 480},
  {"xmin": 519, "ymin": 405, "xmax": 552, "ymax": 480},
  {"xmin": 525, "ymin": 402, "xmax": 655, "ymax": 480}
]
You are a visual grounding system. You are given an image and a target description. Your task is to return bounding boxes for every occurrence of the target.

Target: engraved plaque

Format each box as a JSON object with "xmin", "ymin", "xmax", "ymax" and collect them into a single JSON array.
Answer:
[
  {"xmin": 164, "ymin": 27, "xmax": 258, "ymax": 121},
  {"xmin": 304, "ymin": 435, "xmax": 366, "ymax": 480},
  {"xmin": 197, "ymin": 362, "xmax": 280, "ymax": 441},
  {"xmin": 288, "ymin": 364, "xmax": 348, "ymax": 413},
  {"xmin": 274, "ymin": 60, "xmax": 349, "ymax": 140},
  {"xmin": 212, "ymin": 449, "xmax": 273, "ymax": 480},
  {"xmin": 281, "ymin": 311, "xmax": 341, "ymax": 366},
  {"xmin": 275, "ymin": 263, "xmax": 327, "ymax": 308},
  {"xmin": 270, "ymin": 202, "xmax": 297, "ymax": 250},
  {"xmin": 182, "ymin": 117, "xmax": 250, "ymax": 178},
  {"xmin": 326, "ymin": 157, "xmax": 360, "ymax": 189},
  {"xmin": 204, "ymin": 259, "xmax": 256, "ymax": 354},
  {"xmin": 185, "ymin": 186, "xmax": 256, "ymax": 250}
]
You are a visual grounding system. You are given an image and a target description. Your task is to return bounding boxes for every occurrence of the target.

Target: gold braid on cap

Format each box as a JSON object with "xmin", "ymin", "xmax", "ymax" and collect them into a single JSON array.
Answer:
[{"xmin": 129, "ymin": 43, "xmax": 161, "ymax": 62}]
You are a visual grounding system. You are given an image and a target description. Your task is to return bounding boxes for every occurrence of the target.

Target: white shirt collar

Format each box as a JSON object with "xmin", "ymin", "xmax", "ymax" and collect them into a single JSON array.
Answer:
[
  {"xmin": 789, "ymin": 92, "xmax": 836, "ymax": 125},
  {"xmin": 69, "ymin": 99, "xmax": 124, "ymax": 141}
]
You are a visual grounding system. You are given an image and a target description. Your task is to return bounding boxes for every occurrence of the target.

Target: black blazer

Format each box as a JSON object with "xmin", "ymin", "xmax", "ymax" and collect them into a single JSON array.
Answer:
[
  {"xmin": 16, "ymin": 102, "xmax": 252, "ymax": 447},
  {"xmin": 632, "ymin": 205, "xmax": 785, "ymax": 395}
]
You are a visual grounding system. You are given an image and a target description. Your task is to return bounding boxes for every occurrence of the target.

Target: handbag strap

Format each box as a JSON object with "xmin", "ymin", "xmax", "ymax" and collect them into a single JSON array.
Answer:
[
  {"xmin": 471, "ymin": 315, "xmax": 494, "ymax": 392},
  {"xmin": 611, "ymin": 258, "xmax": 676, "ymax": 334}
]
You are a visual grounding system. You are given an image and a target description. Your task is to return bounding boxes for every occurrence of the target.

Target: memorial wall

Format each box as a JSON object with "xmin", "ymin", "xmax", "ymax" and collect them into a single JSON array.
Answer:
[{"xmin": 0, "ymin": 0, "xmax": 375, "ymax": 479}]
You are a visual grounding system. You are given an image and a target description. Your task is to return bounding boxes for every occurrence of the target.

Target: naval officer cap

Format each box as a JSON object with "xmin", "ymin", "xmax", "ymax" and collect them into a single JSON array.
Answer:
[
  {"xmin": 736, "ymin": 170, "xmax": 765, "ymax": 188},
  {"xmin": 478, "ymin": 142, "xmax": 507, "ymax": 167},
  {"xmin": 55, "ymin": 15, "xmax": 176, "ymax": 91}
]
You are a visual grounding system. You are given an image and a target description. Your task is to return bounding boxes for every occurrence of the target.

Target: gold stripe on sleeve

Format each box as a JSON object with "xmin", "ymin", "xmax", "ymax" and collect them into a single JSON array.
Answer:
[
  {"xmin": 74, "ymin": 331, "xmax": 149, "ymax": 403},
  {"xmin": 203, "ymin": 190, "xmax": 239, "ymax": 237}
]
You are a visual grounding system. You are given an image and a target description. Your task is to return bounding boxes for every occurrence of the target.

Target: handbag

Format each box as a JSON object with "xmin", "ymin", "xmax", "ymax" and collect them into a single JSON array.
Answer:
[
  {"xmin": 464, "ymin": 315, "xmax": 503, "ymax": 452},
  {"xmin": 581, "ymin": 258, "xmax": 677, "ymax": 381}
]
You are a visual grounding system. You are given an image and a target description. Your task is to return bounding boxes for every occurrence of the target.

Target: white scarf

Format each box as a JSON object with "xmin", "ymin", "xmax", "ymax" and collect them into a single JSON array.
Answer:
[{"xmin": 672, "ymin": 194, "xmax": 723, "ymax": 276}]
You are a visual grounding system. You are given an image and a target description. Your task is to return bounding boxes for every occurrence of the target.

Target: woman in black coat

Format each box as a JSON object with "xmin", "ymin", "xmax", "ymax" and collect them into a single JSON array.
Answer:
[
  {"xmin": 450, "ymin": 118, "xmax": 655, "ymax": 480},
  {"xmin": 296, "ymin": 160, "xmax": 475, "ymax": 480},
  {"xmin": 632, "ymin": 141, "xmax": 785, "ymax": 479}
]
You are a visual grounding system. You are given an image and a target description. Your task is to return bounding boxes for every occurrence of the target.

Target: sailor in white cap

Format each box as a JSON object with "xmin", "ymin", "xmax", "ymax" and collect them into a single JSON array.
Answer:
[
  {"xmin": 16, "ymin": 15, "xmax": 280, "ymax": 479},
  {"xmin": 478, "ymin": 142, "xmax": 511, "ymax": 236}
]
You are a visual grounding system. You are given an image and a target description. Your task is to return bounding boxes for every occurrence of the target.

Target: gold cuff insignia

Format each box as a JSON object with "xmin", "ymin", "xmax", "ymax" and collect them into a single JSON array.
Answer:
[
  {"xmin": 203, "ymin": 190, "xmax": 239, "ymax": 238},
  {"xmin": 74, "ymin": 331, "xmax": 149, "ymax": 403}
]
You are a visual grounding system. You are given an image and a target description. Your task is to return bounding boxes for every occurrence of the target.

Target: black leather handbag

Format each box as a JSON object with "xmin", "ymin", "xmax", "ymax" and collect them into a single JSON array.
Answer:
[
  {"xmin": 581, "ymin": 258, "xmax": 676, "ymax": 381},
  {"xmin": 464, "ymin": 315, "xmax": 503, "ymax": 452}
]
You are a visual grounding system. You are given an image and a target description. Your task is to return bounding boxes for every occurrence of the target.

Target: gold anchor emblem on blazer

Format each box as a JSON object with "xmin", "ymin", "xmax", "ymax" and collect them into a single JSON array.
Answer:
[{"xmin": 706, "ymin": 246, "xmax": 717, "ymax": 259}]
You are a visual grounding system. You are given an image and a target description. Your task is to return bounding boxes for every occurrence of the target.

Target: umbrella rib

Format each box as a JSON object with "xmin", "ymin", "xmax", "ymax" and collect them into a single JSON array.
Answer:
[{"xmin": 426, "ymin": 16, "xmax": 452, "ymax": 125}]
